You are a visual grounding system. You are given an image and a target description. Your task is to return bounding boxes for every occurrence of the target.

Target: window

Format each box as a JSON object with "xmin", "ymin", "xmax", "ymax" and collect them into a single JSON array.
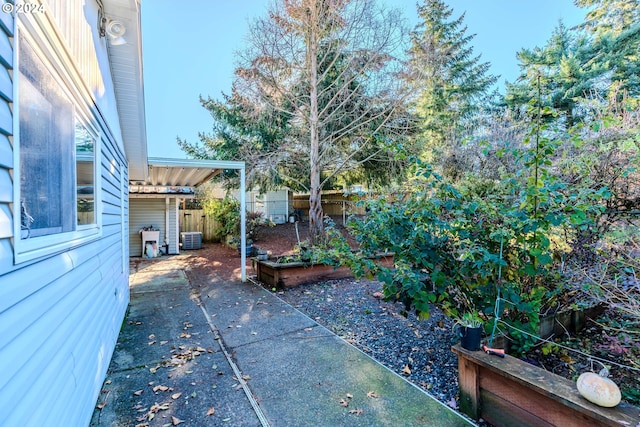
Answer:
[
  {"xmin": 15, "ymin": 32, "xmax": 100, "ymax": 260},
  {"xmin": 75, "ymin": 122, "xmax": 95, "ymax": 226}
]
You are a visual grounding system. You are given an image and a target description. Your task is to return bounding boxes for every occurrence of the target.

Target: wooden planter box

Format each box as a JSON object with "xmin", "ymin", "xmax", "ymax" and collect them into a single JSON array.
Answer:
[
  {"xmin": 489, "ymin": 304, "xmax": 606, "ymax": 353},
  {"xmin": 452, "ymin": 344, "xmax": 640, "ymax": 427},
  {"xmin": 254, "ymin": 253, "xmax": 394, "ymax": 288}
]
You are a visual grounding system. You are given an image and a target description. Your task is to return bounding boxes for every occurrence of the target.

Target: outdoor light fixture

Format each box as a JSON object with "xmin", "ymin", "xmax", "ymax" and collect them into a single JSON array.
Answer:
[
  {"xmin": 105, "ymin": 19, "xmax": 126, "ymax": 45},
  {"xmin": 99, "ymin": 15, "xmax": 127, "ymax": 46}
]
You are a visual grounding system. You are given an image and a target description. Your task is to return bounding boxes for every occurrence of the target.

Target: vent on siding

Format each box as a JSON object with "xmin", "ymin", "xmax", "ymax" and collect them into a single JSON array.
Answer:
[{"xmin": 181, "ymin": 232, "xmax": 202, "ymax": 250}]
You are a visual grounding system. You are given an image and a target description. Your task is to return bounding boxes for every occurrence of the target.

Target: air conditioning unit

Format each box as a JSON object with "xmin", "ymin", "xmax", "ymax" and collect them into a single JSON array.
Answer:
[{"xmin": 181, "ymin": 232, "xmax": 202, "ymax": 250}]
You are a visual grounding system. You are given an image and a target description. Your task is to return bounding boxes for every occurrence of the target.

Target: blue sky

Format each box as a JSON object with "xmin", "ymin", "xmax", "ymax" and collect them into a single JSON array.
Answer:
[{"xmin": 141, "ymin": 1, "xmax": 586, "ymax": 159}]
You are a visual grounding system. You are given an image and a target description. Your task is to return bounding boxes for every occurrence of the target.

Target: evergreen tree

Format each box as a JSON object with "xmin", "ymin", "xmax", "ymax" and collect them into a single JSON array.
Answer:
[
  {"xmin": 406, "ymin": 0, "xmax": 497, "ymax": 160},
  {"xmin": 504, "ymin": 21, "xmax": 601, "ymax": 126},
  {"xmin": 575, "ymin": 0, "xmax": 640, "ymax": 38},
  {"xmin": 576, "ymin": 0, "xmax": 640, "ymax": 97}
]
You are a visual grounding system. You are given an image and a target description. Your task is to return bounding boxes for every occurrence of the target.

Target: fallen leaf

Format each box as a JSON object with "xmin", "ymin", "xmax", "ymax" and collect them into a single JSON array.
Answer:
[
  {"xmin": 191, "ymin": 391, "xmax": 197, "ymax": 398},
  {"xmin": 105, "ymin": 380, "xmax": 112, "ymax": 385},
  {"xmin": 133, "ymin": 390, "xmax": 144, "ymax": 396},
  {"xmin": 346, "ymin": 393, "xmax": 353, "ymax": 399},
  {"xmin": 349, "ymin": 408, "xmax": 363, "ymax": 416},
  {"xmin": 402, "ymin": 365, "xmax": 412, "ymax": 375},
  {"xmin": 134, "ymin": 423, "xmax": 149, "ymax": 427},
  {"xmin": 373, "ymin": 291, "xmax": 383, "ymax": 298},
  {"xmin": 160, "ymin": 340, "xmax": 169, "ymax": 345},
  {"xmin": 153, "ymin": 385, "xmax": 169, "ymax": 392},
  {"xmin": 179, "ymin": 333, "xmax": 191, "ymax": 338},
  {"xmin": 148, "ymin": 334, "xmax": 155, "ymax": 340},
  {"xmin": 339, "ymin": 398, "xmax": 349, "ymax": 407},
  {"xmin": 241, "ymin": 375, "xmax": 251, "ymax": 381},
  {"xmin": 149, "ymin": 403, "xmax": 170, "ymax": 413},
  {"xmin": 366, "ymin": 391, "xmax": 379, "ymax": 398},
  {"xmin": 447, "ymin": 398, "xmax": 457, "ymax": 409},
  {"xmin": 171, "ymin": 393, "xmax": 182, "ymax": 399},
  {"xmin": 171, "ymin": 416, "xmax": 184, "ymax": 425},
  {"xmin": 206, "ymin": 407, "xmax": 215, "ymax": 416}
]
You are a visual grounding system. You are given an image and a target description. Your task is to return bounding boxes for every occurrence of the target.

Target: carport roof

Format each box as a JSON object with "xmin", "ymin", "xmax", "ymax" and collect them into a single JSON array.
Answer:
[{"xmin": 129, "ymin": 157, "xmax": 245, "ymax": 190}]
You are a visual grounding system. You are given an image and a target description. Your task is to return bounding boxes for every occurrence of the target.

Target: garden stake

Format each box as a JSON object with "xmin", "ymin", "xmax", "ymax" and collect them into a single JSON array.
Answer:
[{"xmin": 489, "ymin": 235, "xmax": 505, "ymax": 347}]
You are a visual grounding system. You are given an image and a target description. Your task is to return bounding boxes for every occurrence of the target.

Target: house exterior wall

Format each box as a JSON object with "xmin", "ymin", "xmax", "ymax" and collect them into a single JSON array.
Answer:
[
  {"xmin": 0, "ymin": 10, "xmax": 13, "ymax": 268},
  {"xmin": 0, "ymin": 2, "xmax": 130, "ymax": 425},
  {"xmin": 129, "ymin": 198, "xmax": 166, "ymax": 257}
]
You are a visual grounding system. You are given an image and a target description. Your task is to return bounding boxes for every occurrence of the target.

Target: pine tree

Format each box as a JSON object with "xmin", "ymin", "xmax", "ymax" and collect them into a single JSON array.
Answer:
[
  {"xmin": 575, "ymin": 0, "xmax": 640, "ymax": 38},
  {"xmin": 504, "ymin": 21, "xmax": 601, "ymax": 126},
  {"xmin": 406, "ymin": 0, "xmax": 497, "ymax": 159}
]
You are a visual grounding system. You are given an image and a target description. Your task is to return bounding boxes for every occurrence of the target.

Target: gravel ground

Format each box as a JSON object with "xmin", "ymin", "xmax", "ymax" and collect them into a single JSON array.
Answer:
[{"xmin": 273, "ymin": 277, "xmax": 462, "ymax": 409}]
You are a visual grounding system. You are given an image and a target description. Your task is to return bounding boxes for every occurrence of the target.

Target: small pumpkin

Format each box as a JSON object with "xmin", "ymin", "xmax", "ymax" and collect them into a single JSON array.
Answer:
[{"xmin": 576, "ymin": 371, "xmax": 621, "ymax": 408}]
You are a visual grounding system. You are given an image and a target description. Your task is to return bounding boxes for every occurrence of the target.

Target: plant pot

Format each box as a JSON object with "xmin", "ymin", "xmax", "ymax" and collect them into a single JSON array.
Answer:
[
  {"xmin": 238, "ymin": 243, "xmax": 254, "ymax": 257},
  {"xmin": 459, "ymin": 326, "xmax": 482, "ymax": 351}
]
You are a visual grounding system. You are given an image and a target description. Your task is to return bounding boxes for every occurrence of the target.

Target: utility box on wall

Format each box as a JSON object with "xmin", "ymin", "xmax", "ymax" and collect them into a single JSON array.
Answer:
[{"xmin": 181, "ymin": 231, "xmax": 202, "ymax": 250}]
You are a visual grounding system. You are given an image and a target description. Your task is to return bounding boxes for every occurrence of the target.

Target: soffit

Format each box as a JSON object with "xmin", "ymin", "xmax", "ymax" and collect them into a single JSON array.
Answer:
[{"xmin": 103, "ymin": 0, "xmax": 147, "ymax": 181}]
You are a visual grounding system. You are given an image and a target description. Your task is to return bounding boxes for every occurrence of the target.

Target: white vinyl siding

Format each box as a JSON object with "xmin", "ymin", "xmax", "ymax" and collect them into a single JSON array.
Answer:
[
  {"xmin": 0, "ymin": 2, "xmax": 130, "ymax": 426},
  {"xmin": 0, "ymin": 11, "xmax": 13, "ymax": 254},
  {"xmin": 129, "ymin": 198, "xmax": 166, "ymax": 257}
]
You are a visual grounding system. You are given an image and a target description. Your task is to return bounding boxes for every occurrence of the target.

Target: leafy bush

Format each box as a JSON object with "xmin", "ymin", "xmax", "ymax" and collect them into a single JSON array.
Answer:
[
  {"xmin": 203, "ymin": 197, "xmax": 240, "ymax": 240},
  {"xmin": 246, "ymin": 211, "xmax": 275, "ymax": 241},
  {"xmin": 318, "ymin": 146, "xmax": 608, "ymax": 352},
  {"xmin": 202, "ymin": 196, "xmax": 275, "ymax": 244}
]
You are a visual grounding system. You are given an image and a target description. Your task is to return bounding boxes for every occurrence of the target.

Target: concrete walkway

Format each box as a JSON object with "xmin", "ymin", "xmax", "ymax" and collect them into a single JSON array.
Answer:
[{"xmin": 90, "ymin": 256, "xmax": 474, "ymax": 426}]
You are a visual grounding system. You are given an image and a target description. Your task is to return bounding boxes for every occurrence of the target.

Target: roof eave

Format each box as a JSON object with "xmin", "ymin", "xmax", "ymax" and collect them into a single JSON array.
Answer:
[{"xmin": 103, "ymin": 0, "xmax": 148, "ymax": 181}]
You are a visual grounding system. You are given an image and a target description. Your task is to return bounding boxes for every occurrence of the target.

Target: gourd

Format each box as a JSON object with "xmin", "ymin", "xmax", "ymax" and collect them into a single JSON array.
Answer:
[{"xmin": 576, "ymin": 370, "xmax": 621, "ymax": 408}]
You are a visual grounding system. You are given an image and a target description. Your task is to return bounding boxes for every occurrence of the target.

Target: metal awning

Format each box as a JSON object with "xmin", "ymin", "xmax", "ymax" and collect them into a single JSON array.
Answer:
[
  {"xmin": 129, "ymin": 157, "xmax": 248, "ymax": 281},
  {"xmin": 130, "ymin": 157, "xmax": 244, "ymax": 189}
]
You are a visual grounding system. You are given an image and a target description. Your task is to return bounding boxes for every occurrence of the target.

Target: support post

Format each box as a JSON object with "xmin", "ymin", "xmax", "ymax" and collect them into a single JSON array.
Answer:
[{"xmin": 240, "ymin": 166, "xmax": 246, "ymax": 282}]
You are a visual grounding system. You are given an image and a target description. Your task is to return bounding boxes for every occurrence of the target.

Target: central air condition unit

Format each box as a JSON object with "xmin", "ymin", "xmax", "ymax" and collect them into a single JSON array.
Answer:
[{"xmin": 181, "ymin": 232, "xmax": 202, "ymax": 250}]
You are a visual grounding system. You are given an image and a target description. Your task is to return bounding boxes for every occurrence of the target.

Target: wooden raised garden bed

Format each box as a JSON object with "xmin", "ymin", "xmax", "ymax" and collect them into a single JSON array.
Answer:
[
  {"xmin": 490, "ymin": 304, "xmax": 606, "ymax": 353},
  {"xmin": 452, "ymin": 344, "xmax": 640, "ymax": 427},
  {"xmin": 254, "ymin": 253, "xmax": 394, "ymax": 288}
]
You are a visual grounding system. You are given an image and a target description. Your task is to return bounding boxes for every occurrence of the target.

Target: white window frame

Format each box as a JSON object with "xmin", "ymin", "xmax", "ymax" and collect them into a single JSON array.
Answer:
[{"xmin": 13, "ymin": 26, "xmax": 102, "ymax": 264}]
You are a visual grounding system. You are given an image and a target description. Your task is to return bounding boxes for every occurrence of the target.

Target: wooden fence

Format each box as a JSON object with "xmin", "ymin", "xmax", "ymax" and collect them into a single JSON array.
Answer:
[
  {"xmin": 180, "ymin": 193, "xmax": 370, "ymax": 241},
  {"xmin": 179, "ymin": 210, "xmax": 221, "ymax": 242}
]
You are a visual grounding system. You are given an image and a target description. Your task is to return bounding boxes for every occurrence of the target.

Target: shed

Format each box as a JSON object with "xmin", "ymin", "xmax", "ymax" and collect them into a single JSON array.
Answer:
[{"xmin": 247, "ymin": 189, "xmax": 294, "ymax": 224}]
